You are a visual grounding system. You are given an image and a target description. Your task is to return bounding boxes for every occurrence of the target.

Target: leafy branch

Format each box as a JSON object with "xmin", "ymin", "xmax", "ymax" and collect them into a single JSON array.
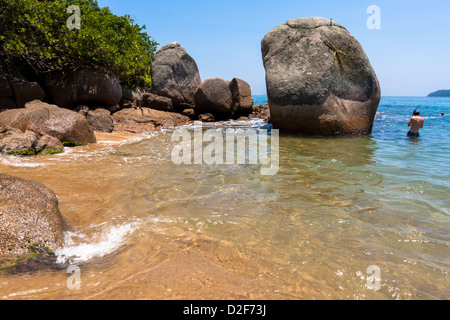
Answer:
[{"xmin": 0, "ymin": 0, "xmax": 158, "ymax": 88}]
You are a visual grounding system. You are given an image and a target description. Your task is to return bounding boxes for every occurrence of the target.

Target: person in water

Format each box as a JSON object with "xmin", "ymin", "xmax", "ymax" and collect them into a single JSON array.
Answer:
[
  {"xmin": 408, "ymin": 110, "xmax": 424, "ymax": 137},
  {"xmin": 441, "ymin": 112, "xmax": 445, "ymax": 116}
]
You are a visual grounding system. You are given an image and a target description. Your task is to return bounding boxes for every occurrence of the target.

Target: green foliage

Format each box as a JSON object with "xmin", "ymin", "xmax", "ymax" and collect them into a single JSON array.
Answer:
[{"xmin": 0, "ymin": 0, "xmax": 158, "ymax": 88}]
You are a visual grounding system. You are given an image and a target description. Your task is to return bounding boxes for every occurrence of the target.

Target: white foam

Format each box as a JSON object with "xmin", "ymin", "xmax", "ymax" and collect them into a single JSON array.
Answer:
[
  {"xmin": 0, "ymin": 156, "xmax": 46, "ymax": 167},
  {"xmin": 5, "ymin": 287, "xmax": 49, "ymax": 299},
  {"xmin": 55, "ymin": 222, "xmax": 139, "ymax": 264}
]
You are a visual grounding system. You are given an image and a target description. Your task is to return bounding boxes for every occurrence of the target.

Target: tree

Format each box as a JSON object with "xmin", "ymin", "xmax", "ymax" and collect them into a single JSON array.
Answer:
[{"xmin": 0, "ymin": 0, "xmax": 158, "ymax": 88}]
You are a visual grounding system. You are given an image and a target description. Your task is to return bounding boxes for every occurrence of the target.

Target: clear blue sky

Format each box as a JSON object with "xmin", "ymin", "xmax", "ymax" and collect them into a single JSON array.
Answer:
[{"xmin": 98, "ymin": 0, "xmax": 450, "ymax": 96}]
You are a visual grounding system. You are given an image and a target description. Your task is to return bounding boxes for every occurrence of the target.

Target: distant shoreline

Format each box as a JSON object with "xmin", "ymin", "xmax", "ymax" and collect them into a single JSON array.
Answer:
[{"xmin": 427, "ymin": 90, "xmax": 450, "ymax": 97}]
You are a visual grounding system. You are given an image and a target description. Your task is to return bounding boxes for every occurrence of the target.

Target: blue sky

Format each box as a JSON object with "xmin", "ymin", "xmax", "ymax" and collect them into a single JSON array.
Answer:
[{"xmin": 98, "ymin": 0, "xmax": 450, "ymax": 96}]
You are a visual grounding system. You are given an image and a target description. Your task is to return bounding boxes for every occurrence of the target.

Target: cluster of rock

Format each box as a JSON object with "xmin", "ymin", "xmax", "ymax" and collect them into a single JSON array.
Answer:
[
  {"xmin": 0, "ymin": 100, "xmax": 96, "ymax": 155},
  {"xmin": 0, "ymin": 42, "xmax": 264, "ymax": 155},
  {"xmin": 124, "ymin": 42, "xmax": 258, "ymax": 123}
]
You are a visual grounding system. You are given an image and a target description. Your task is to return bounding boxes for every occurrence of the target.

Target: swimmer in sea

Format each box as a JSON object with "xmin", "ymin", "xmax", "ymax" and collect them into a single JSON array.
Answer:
[{"xmin": 408, "ymin": 110, "xmax": 424, "ymax": 138}]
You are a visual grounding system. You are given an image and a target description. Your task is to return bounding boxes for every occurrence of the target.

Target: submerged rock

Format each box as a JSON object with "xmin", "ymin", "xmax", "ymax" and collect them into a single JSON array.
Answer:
[
  {"xmin": 261, "ymin": 17, "xmax": 380, "ymax": 135},
  {"xmin": 0, "ymin": 174, "xmax": 64, "ymax": 257},
  {"xmin": 0, "ymin": 100, "xmax": 97, "ymax": 145},
  {"xmin": 151, "ymin": 42, "xmax": 201, "ymax": 109}
]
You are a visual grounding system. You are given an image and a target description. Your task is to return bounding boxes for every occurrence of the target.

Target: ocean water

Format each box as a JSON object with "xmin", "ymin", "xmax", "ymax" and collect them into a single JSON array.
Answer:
[{"xmin": 0, "ymin": 96, "xmax": 448, "ymax": 300}]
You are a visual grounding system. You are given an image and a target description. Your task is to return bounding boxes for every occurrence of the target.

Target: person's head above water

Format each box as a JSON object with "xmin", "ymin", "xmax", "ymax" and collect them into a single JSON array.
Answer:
[
  {"xmin": 441, "ymin": 112, "xmax": 445, "ymax": 116},
  {"xmin": 413, "ymin": 110, "xmax": 421, "ymax": 116}
]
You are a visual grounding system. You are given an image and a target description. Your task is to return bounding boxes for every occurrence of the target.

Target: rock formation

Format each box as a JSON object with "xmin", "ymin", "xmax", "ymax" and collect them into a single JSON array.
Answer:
[
  {"xmin": 0, "ymin": 100, "xmax": 97, "ymax": 145},
  {"xmin": 112, "ymin": 107, "xmax": 191, "ymax": 133},
  {"xmin": 261, "ymin": 17, "xmax": 381, "ymax": 135},
  {"xmin": 151, "ymin": 42, "xmax": 201, "ymax": 110},
  {"xmin": 0, "ymin": 174, "xmax": 64, "ymax": 257},
  {"xmin": 229, "ymin": 78, "xmax": 254, "ymax": 119},
  {"xmin": 45, "ymin": 69, "xmax": 122, "ymax": 108},
  {"xmin": 194, "ymin": 77, "xmax": 233, "ymax": 120}
]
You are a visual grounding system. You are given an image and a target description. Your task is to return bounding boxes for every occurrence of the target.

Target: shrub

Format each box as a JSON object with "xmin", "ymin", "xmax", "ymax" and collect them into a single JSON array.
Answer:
[{"xmin": 0, "ymin": 0, "xmax": 158, "ymax": 88}]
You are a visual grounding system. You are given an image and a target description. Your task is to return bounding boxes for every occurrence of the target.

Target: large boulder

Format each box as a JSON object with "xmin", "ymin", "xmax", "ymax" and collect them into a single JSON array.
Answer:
[
  {"xmin": 0, "ymin": 126, "xmax": 63, "ymax": 155},
  {"xmin": 10, "ymin": 80, "xmax": 45, "ymax": 108},
  {"xmin": 261, "ymin": 17, "xmax": 381, "ymax": 135},
  {"xmin": 0, "ymin": 75, "xmax": 13, "ymax": 97},
  {"xmin": 151, "ymin": 42, "xmax": 201, "ymax": 109},
  {"xmin": 229, "ymin": 78, "xmax": 254, "ymax": 118},
  {"xmin": 0, "ymin": 174, "xmax": 64, "ymax": 257},
  {"xmin": 113, "ymin": 107, "xmax": 191, "ymax": 133},
  {"xmin": 0, "ymin": 100, "xmax": 96, "ymax": 145},
  {"xmin": 1, "ymin": 74, "xmax": 45, "ymax": 109},
  {"xmin": 194, "ymin": 77, "xmax": 233, "ymax": 120},
  {"xmin": 46, "ymin": 69, "xmax": 122, "ymax": 108},
  {"xmin": 78, "ymin": 107, "xmax": 114, "ymax": 133},
  {"xmin": 122, "ymin": 87, "xmax": 145, "ymax": 103}
]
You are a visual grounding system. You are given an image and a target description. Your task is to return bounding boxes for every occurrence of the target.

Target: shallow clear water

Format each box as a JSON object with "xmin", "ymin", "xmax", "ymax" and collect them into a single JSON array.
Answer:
[{"xmin": 0, "ymin": 97, "xmax": 449, "ymax": 300}]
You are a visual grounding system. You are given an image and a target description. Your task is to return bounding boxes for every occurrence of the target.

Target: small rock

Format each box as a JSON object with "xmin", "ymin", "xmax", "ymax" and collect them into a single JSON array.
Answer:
[
  {"xmin": 182, "ymin": 108, "xmax": 196, "ymax": 119},
  {"xmin": 198, "ymin": 113, "xmax": 215, "ymax": 122},
  {"xmin": 142, "ymin": 92, "xmax": 174, "ymax": 112}
]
